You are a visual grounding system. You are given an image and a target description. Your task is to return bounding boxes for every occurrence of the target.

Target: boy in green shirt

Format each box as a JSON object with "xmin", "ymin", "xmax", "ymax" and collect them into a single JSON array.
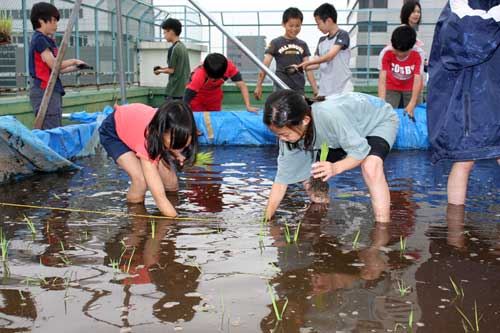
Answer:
[{"xmin": 154, "ymin": 18, "xmax": 190, "ymax": 101}]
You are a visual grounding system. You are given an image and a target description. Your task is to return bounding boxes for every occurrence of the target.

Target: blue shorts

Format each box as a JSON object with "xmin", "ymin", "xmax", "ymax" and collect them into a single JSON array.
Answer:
[{"xmin": 99, "ymin": 112, "xmax": 132, "ymax": 161}]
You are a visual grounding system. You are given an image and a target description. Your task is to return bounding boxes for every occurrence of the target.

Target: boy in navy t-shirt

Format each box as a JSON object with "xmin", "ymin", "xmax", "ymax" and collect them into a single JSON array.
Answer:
[
  {"xmin": 254, "ymin": 7, "xmax": 318, "ymax": 99},
  {"xmin": 29, "ymin": 2, "xmax": 86, "ymax": 129}
]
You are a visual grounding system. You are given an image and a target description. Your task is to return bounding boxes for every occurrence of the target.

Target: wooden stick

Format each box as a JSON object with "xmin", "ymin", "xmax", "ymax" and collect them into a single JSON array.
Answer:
[{"xmin": 33, "ymin": 0, "xmax": 83, "ymax": 129}]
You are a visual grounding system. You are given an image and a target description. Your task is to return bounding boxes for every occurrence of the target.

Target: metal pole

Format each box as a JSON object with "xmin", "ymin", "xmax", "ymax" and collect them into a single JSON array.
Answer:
[
  {"xmin": 115, "ymin": 0, "xmax": 127, "ymax": 104},
  {"xmin": 34, "ymin": 0, "xmax": 83, "ymax": 129},
  {"xmin": 94, "ymin": 0, "xmax": 105, "ymax": 87},
  {"xmin": 22, "ymin": 0, "xmax": 29, "ymax": 89},
  {"xmin": 75, "ymin": 9, "xmax": 80, "ymax": 87},
  {"xmin": 112, "ymin": 12, "xmax": 116, "ymax": 84},
  {"xmin": 187, "ymin": 0, "xmax": 288, "ymax": 90},
  {"xmin": 366, "ymin": 10, "xmax": 372, "ymax": 87}
]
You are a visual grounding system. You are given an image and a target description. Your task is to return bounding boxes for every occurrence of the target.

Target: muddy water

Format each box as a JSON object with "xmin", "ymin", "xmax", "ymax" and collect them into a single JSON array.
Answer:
[{"xmin": 0, "ymin": 147, "xmax": 499, "ymax": 333}]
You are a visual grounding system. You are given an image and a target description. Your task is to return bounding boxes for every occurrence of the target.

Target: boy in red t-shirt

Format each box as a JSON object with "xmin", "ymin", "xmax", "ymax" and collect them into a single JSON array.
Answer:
[
  {"xmin": 183, "ymin": 53, "xmax": 259, "ymax": 113},
  {"xmin": 378, "ymin": 25, "xmax": 422, "ymax": 119}
]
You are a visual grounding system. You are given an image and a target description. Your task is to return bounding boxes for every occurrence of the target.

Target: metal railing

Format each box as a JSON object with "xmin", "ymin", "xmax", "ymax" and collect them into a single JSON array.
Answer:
[{"xmin": 0, "ymin": 2, "xmax": 445, "ymax": 94}]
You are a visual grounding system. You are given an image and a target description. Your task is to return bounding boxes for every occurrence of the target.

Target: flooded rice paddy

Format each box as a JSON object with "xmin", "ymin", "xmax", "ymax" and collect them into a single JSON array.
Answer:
[{"xmin": 0, "ymin": 147, "xmax": 499, "ymax": 332}]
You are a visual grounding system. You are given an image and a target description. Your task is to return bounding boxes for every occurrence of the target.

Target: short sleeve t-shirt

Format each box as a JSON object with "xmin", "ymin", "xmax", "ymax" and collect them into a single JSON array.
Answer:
[
  {"xmin": 265, "ymin": 36, "xmax": 311, "ymax": 92},
  {"xmin": 274, "ymin": 93, "xmax": 399, "ymax": 185},
  {"xmin": 113, "ymin": 103, "xmax": 157, "ymax": 162},
  {"xmin": 315, "ymin": 29, "xmax": 353, "ymax": 96},
  {"xmin": 165, "ymin": 41, "xmax": 191, "ymax": 98},
  {"xmin": 381, "ymin": 49, "xmax": 422, "ymax": 92},
  {"xmin": 29, "ymin": 31, "xmax": 65, "ymax": 94},
  {"xmin": 186, "ymin": 59, "xmax": 241, "ymax": 95}
]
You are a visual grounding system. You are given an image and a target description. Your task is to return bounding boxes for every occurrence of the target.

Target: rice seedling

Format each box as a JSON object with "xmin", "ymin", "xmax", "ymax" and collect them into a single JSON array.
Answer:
[
  {"xmin": 109, "ymin": 258, "xmax": 121, "ymax": 274},
  {"xmin": 0, "ymin": 229, "xmax": 10, "ymax": 262},
  {"xmin": 283, "ymin": 222, "xmax": 301, "ymax": 244},
  {"xmin": 395, "ymin": 279, "xmax": 411, "ymax": 297},
  {"xmin": 59, "ymin": 241, "xmax": 72, "ymax": 265},
  {"xmin": 393, "ymin": 307, "xmax": 414, "ymax": 332},
  {"xmin": 399, "ymin": 236, "xmax": 407, "ymax": 257},
  {"xmin": 455, "ymin": 301, "xmax": 481, "ymax": 333},
  {"xmin": 53, "ymin": 193, "xmax": 61, "ymax": 200},
  {"xmin": 320, "ymin": 142, "xmax": 329, "ymax": 162},
  {"xmin": 194, "ymin": 151, "xmax": 214, "ymax": 168},
  {"xmin": 293, "ymin": 222, "xmax": 301, "ymax": 243},
  {"xmin": 23, "ymin": 215, "xmax": 36, "ymax": 234},
  {"xmin": 150, "ymin": 219, "xmax": 156, "ymax": 239},
  {"xmin": 267, "ymin": 283, "xmax": 288, "ymax": 321},
  {"xmin": 284, "ymin": 223, "xmax": 291, "ymax": 244},
  {"xmin": 449, "ymin": 276, "xmax": 464, "ymax": 299},
  {"xmin": 18, "ymin": 290, "xmax": 26, "ymax": 301},
  {"xmin": 125, "ymin": 246, "xmax": 136, "ymax": 274},
  {"xmin": 352, "ymin": 229, "xmax": 361, "ymax": 250}
]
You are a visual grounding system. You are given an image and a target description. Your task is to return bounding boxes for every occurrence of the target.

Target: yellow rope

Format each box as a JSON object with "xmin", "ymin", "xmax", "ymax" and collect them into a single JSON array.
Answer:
[{"xmin": 0, "ymin": 202, "xmax": 215, "ymax": 222}]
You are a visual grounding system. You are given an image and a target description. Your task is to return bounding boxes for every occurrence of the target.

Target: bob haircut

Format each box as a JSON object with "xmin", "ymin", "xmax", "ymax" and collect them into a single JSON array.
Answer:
[{"xmin": 145, "ymin": 101, "xmax": 198, "ymax": 167}]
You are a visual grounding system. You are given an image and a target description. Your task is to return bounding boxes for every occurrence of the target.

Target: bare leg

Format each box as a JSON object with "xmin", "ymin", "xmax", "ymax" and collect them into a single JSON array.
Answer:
[
  {"xmin": 361, "ymin": 156, "xmax": 391, "ymax": 223},
  {"xmin": 447, "ymin": 161, "xmax": 475, "ymax": 205},
  {"xmin": 116, "ymin": 152, "xmax": 147, "ymax": 203},
  {"xmin": 158, "ymin": 159, "xmax": 179, "ymax": 192}
]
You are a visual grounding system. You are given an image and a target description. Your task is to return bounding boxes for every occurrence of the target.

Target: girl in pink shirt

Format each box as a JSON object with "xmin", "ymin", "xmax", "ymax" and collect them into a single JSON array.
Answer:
[{"xmin": 99, "ymin": 101, "xmax": 198, "ymax": 217}]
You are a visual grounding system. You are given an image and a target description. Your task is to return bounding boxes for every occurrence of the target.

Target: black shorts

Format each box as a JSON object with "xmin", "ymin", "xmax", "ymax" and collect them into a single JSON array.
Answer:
[{"xmin": 316, "ymin": 136, "xmax": 390, "ymax": 163}]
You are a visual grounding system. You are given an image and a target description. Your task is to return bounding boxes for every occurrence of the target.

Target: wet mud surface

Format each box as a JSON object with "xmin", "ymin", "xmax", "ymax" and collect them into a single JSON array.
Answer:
[{"xmin": 0, "ymin": 147, "xmax": 499, "ymax": 332}]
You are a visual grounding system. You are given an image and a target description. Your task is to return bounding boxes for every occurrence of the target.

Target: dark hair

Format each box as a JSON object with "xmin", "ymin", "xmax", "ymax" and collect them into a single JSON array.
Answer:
[
  {"xmin": 282, "ymin": 7, "xmax": 303, "ymax": 23},
  {"xmin": 30, "ymin": 2, "xmax": 60, "ymax": 30},
  {"xmin": 400, "ymin": 1, "xmax": 422, "ymax": 26},
  {"xmin": 313, "ymin": 3, "xmax": 337, "ymax": 24},
  {"xmin": 145, "ymin": 101, "xmax": 198, "ymax": 167},
  {"xmin": 264, "ymin": 90, "xmax": 315, "ymax": 150},
  {"xmin": 391, "ymin": 25, "xmax": 416, "ymax": 52},
  {"xmin": 161, "ymin": 18, "xmax": 182, "ymax": 36},
  {"xmin": 203, "ymin": 53, "xmax": 228, "ymax": 79}
]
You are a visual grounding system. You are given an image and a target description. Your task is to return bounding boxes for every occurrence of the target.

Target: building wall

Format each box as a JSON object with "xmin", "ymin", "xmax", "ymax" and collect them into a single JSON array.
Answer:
[
  {"xmin": 226, "ymin": 36, "xmax": 267, "ymax": 82},
  {"xmin": 347, "ymin": 0, "xmax": 447, "ymax": 80}
]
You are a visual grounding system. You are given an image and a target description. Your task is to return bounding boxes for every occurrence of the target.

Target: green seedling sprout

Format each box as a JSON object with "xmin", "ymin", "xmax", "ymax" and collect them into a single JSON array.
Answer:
[
  {"xmin": 400, "ymin": 236, "xmax": 407, "ymax": 256},
  {"xmin": 284, "ymin": 223, "xmax": 291, "ymax": 244},
  {"xmin": 23, "ymin": 215, "xmax": 36, "ymax": 234},
  {"xmin": 267, "ymin": 283, "xmax": 288, "ymax": 321},
  {"xmin": 396, "ymin": 279, "xmax": 411, "ymax": 297},
  {"xmin": 125, "ymin": 246, "xmax": 136, "ymax": 274},
  {"xmin": 0, "ymin": 229, "xmax": 10, "ymax": 262},
  {"xmin": 449, "ymin": 276, "xmax": 465, "ymax": 300},
  {"xmin": 320, "ymin": 143, "xmax": 329, "ymax": 162},
  {"xmin": 150, "ymin": 219, "xmax": 156, "ymax": 239},
  {"xmin": 59, "ymin": 241, "xmax": 72, "ymax": 265},
  {"xmin": 393, "ymin": 307, "xmax": 414, "ymax": 332},
  {"xmin": 353, "ymin": 229, "xmax": 361, "ymax": 250},
  {"xmin": 194, "ymin": 151, "xmax": 214, "ymax": 168},
  {"xmin": 110, "ymin": 259, "xmax": 121, "ymax": 274},
  {"xmin": 455, "ymin": 301, "xmax": 481, "ymax": 333},
  {"xmin": 293, "ymin": 222, "xmax": 301, "ymax": 243}
]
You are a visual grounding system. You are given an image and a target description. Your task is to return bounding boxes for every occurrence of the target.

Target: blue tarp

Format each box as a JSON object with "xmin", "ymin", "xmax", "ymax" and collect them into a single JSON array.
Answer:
[
  {"xmin": 194, "ymin": 111, "xmax": 276, "ymax": 145},
  {"xmin": 0, "ymin": 115, "xmax": 101, "ymax": 184},
  {"xmin": 194, "ymin": 106, "xmax": 429, "ymax": 149},
  {"xmin": 68, "ymin": 105, "xmax": 114, "ymax": 123},
  {"xmin": 393, "ymin": 104, "xmax": 429, "ymax": 150}
]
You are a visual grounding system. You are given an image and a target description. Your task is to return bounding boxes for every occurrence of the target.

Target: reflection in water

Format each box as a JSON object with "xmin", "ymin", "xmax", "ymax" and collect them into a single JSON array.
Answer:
[
  {"xmin": 103, "ymin": 203, "xmax": 202, "ymax": 325},
  {"xmin": 0, "ymin": 148, "xmax": 498, "ymax": 332}
]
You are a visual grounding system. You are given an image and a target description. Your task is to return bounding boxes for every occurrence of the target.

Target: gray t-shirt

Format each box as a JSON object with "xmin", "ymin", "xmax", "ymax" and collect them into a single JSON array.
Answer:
[
  {"xmin": 315, "ymin": 29, "xmax": 353, "ymax": 96},
  {"xmin": 266, "ymin": 36, "xmax": 311, "ymax": 93},
  {"xmin": 274, "ymin": 92, "xmax": 399, "ymax": 184}
]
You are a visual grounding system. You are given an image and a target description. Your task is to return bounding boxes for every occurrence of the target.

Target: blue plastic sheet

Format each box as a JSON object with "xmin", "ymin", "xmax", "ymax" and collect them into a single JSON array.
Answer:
[
  {"xmin": 194, "ymin": 111, "xmax": 276, "ymax": 145},
  {"xmin": 392, "ymin": 104, "xmax": 429, "ymax": 150},
  {"xmin": 68, "ymin": 105, "xmax": 114, "ymax": 123}
]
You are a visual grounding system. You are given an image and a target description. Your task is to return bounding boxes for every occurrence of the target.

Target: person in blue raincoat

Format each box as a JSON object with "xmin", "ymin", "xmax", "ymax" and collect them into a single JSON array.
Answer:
[{"xmin": 427, "ymin": 0, "xmax": 500, "ymax": 206}]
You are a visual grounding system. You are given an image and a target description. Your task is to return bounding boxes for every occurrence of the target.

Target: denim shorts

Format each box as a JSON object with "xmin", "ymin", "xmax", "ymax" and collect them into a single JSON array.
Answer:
[{"xmin": 99, "ymin": 112, "xmax": 132, "ymax": 161}]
